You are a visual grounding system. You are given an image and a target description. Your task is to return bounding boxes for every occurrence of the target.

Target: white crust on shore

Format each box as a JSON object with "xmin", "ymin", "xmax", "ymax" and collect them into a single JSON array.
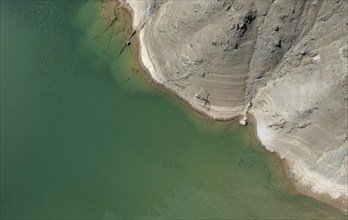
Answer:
[{"xmin": 118, "ymin": 0, "xmax": 348, "ymax": 213}]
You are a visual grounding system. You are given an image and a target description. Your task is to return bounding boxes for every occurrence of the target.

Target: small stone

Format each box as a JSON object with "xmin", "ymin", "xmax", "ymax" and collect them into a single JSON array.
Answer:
[{"xmin": 239, "ymin": 116, "xmax": 248, "ymax": 126}]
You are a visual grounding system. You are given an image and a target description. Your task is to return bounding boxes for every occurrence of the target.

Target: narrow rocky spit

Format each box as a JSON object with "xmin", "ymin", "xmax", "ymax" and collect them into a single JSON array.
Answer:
[{"xmin": 103, "ymin": 0, "xmax": 348, "ymax": 213}]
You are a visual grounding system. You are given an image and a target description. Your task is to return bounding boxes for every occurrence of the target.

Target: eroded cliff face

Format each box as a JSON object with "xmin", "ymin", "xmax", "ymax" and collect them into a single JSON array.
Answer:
[{"xmin": 115, "ymin": 0, "xmax": 348, "ymax": 213}]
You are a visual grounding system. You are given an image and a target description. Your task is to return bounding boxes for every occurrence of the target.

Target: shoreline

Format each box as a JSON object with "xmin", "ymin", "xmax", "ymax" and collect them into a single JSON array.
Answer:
[
  {"xmin": 111, "ymin": 1, "xmax": 347, "ymax": 215},
  {"xmin": 119, "ymin": 2, "xmax": 242, "ymax": 123}
]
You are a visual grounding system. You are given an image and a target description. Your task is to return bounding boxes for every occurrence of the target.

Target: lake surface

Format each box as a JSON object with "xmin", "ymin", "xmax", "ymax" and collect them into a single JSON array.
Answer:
[{"xmin": 1, "ymin": 1, "xmax": 346, "ymax": 219}]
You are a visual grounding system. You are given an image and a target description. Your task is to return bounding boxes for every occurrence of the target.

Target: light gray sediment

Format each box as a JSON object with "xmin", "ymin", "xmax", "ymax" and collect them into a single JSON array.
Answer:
[{"xmin": 109, "ymin": 0, "xmax": 348, "ymax": 213}]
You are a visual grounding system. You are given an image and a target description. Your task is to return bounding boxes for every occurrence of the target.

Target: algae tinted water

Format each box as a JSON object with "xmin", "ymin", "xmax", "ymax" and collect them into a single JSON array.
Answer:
[{"xmin": 0, "ymin": 1, "xmax": 345, "ymax": 219}]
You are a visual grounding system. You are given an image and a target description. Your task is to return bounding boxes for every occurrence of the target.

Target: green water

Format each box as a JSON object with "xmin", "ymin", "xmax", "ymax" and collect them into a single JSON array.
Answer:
[{"xmin": 0, "ymin": 1, "xmax": 346, "ymax": 219}]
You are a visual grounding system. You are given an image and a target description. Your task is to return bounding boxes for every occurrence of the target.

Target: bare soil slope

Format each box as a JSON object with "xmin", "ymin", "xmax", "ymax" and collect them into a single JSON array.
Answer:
[{"xmin": 110, "ymin": 0, "xmax": 348, "ymax": 213}]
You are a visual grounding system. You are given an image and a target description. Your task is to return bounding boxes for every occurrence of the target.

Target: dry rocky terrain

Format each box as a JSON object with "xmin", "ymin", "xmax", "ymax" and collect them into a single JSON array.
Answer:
[{"xmin": 102, "ymin": 0, "xmax": 348, "ymax": 213}]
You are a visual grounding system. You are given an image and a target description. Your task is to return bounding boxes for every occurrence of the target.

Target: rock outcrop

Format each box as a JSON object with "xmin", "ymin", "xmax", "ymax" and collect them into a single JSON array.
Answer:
[{"xmin": 116, "ymin": 0, "xmax": 348, "ymax": 213}]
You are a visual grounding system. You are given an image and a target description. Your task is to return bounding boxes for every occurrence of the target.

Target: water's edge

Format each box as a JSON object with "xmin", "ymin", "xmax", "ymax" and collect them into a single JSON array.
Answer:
[
  {"xmin": 114, "ymin": 1, "xmax": 348, "ymax": 216},
  {"xmin": 1, "ymin": 0, "xmax": 346, "ymax": 218}
]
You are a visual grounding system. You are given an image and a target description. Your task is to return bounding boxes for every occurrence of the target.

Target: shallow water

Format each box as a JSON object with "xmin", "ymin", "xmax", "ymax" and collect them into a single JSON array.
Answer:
[{"xmin": 0, "ymin": 1, "xmax": 346, "ymax": 219}]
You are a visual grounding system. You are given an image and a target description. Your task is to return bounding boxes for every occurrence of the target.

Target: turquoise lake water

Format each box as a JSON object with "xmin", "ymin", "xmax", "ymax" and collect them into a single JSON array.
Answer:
[{"xmin": 1, "ymin": 1, "xmax": 346, "ymax": 219}]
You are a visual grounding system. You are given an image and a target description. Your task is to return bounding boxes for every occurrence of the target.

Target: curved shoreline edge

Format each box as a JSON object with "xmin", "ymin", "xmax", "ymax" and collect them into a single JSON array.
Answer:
[{"xmin": 112, "ymin": 0, "xmax": 348, "ymax": 214}]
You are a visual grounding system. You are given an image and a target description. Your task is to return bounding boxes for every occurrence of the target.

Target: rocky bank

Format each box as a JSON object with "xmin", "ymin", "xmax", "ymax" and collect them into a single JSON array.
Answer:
[{"xmin": 103, "ymin": 0, "xmax": 348, "ymax": 213}]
